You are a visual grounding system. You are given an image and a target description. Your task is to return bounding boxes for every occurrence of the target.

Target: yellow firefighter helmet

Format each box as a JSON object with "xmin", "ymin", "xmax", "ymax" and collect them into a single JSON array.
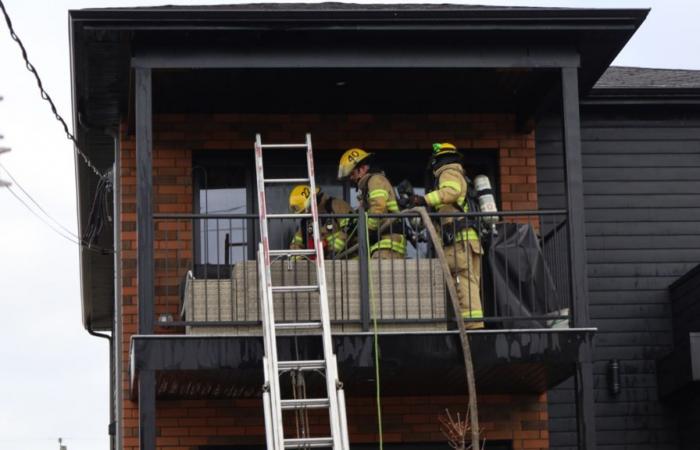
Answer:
[
  {"xmin": 337, "ymin": 148, "xmax": 373, "ymax": 180},
  {"xmin": 288, "ymin": 185, "xmax": 319, "ymax": 213},
  {"xmin": 432, "ymin": 142, "xmax": 459, "ymax": 157}
]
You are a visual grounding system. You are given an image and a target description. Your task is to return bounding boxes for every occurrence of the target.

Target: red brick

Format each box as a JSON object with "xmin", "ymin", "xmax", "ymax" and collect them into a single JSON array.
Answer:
[
  {"xmin": 161, "ymin": 427, "xmax": 188, "ymax": 437},
  {"xmin": 511, "ymin": 166, "xmax": 536, "ymax": 175},
  {"xmin": 502, "ymin": 175, "xmax": 528, "ymax": 184},
  {"xmin": 156, "ymin": 437, "xmax": 180, "ymax": 446}
]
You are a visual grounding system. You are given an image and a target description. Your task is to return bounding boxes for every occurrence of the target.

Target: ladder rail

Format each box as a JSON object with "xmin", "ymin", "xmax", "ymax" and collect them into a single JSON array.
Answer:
[
  {"xmin": 259, "ymin": 246, "xmax": 285, "ymax": 450},
  {"xmin": 255, "ymin": 135, "xmax": 286, "ymax": 450},
  {"xmin": 262, "ymin": 356, "xmax": 276, "ymax": 450},
  {"xmin": 304, "ymin": 133, "xmax": 344, "ymax": 449}
]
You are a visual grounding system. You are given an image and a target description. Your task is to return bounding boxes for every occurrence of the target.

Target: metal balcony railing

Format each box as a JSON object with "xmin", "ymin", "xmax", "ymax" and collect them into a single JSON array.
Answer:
[{"xmin": 151, "ymin": 210, "xmax": 572, "ymax": 332}]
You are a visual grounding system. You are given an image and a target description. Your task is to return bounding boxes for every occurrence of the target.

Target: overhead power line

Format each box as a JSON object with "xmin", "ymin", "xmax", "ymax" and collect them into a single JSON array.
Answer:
[
  {"xmin": 0, "ymin": 147, "xmax": 10, "ymax": 187},
  {"xmin": 0, "ymin": 162, "xmax": 80, "ymax": 240},
  {"xmin": 6, "ymin": 185, "xmax": 82, "ymax": 247},
  {"xmin": 0, "ymin": 0, "xmax": 103, "ymax": 178},
  {"xmin": 0, "ymin": 97, "xmax": 9, "ymax": 187},
  {"xmin": 1, "ymin": 163, "xmax": 113, "ymax": 254}
]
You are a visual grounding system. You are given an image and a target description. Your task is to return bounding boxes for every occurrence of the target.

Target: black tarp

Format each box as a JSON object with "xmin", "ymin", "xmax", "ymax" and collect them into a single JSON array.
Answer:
[{"xmin": 483, "ymin": 222, "xmax": 566, "ymax": 329}]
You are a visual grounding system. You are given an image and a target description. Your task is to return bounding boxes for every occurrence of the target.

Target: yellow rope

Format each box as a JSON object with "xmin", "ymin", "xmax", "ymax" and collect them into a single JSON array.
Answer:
[{"xmin": 364, "ymin": 212, "xmax": 384, "ymax": 450}]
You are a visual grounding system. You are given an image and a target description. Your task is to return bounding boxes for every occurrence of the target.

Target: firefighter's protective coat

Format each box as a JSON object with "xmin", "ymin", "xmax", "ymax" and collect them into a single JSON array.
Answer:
[{"xmin": 357, "ymin": 171, "xmax": 406, "ymax": 257}]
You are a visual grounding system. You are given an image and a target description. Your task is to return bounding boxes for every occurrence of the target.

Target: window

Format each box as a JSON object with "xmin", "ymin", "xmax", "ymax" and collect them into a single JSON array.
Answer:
[
  {"xmin": 192, "ymin": 147, "xmax": 498, "ymax": 269},
  {"xmin": 194, "ymin": 162, "xmax": 250, "ymax": 265},
  {"xmin": 193, "ymin": 149, "xmax": 347, "ymax": 268}
]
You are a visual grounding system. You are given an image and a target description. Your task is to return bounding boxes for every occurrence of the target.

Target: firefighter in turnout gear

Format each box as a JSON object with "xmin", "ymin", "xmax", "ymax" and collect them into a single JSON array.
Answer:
[
  {"xmin": 413, "ymin": 143, "xmax": 484, "ymax": 328},
  {"xmin": 288, "ymin": 185, "xmax": 352, "ymax": 257},
  {"xmin": 338, "ymin": 148, "xmax": 406, "ymax": 259}
]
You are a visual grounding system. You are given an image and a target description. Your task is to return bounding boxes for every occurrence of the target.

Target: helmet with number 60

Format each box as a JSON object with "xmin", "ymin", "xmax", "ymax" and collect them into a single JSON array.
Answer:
[{"xmin": 337, "ymin": 148, "xmax": 373, "ymax": 180}]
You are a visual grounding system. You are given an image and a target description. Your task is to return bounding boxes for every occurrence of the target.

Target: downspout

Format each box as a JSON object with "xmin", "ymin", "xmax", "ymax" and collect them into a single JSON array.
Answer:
[
  {"xmin": 87, "ymin": 326, "xmax": 114, "ymax": 450},
  {"xmin": 108, "ymin": 128, "xmax": 122, "ymax": 450},
  {"xmin": 84, "ymin": 125, "xmax": 120, "ymax": 450}
]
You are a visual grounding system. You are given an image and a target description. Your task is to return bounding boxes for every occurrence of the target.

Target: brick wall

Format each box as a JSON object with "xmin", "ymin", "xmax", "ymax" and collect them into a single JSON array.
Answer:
[
  {"xmin": 119, "ymin": 113, "xmax": 540, "ymax": 449},
  {"xmin": 139, "ymin": 393, "xmax": 547, "ymax": 449}
]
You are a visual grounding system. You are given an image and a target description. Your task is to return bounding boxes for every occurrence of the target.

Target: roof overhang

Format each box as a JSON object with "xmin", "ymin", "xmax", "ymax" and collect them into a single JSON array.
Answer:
[{"xmin": 69, "ymin": 4, "xmax": 648, "ymax": 331}]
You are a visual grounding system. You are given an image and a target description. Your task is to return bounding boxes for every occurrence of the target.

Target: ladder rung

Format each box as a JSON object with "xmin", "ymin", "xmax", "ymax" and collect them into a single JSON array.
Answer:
[
  {"xmin": 280, "ymin": 398, "xmax": 330, "ymax": 410},
  {"xmin": 264, "ymin": 177, "xmax": 310, "ymax": 184},
  {"xmin": 278, "ymin": 360, "xmax": 326, "ymax": 371},
  {"xmin": 284, "ymin": 437, "xmax": 334, "ymax": 449},
  {"xmin": 269, "ymin": 249, "xmax": 316, "ymax": 257},
  {"xmin": 271, "ymin": 285, "xmax": 319, "ymax": 293},
  {"xmin": 268, "ymin": 213, "xmax": 312, "ymax": 219},
  {"xmin": 275, "ymin": 322, "xmax": 322, "ymax": 331},
  {"xmin": 261, "ymin": 143, "xmax": 308, "ymax": 149}
]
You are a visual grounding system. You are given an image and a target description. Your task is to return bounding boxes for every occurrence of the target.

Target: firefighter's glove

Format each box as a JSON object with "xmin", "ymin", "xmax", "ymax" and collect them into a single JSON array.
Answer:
[{"xmin": 409, "ymin": 195, "xmax": 426, "ymax": 207}]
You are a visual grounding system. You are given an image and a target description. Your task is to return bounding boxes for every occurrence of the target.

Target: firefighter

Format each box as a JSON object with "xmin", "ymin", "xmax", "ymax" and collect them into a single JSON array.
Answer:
[
  {"xmin": 288, "ymin": 184, "xmax": 352, "ymax": 257},
  {"xmin": 337, "ymin": 148, "xmax": 406, "ymax": 259},
  {"xmin": 412, "ymin": 143, "xmax": 484, "ymax": 328}
]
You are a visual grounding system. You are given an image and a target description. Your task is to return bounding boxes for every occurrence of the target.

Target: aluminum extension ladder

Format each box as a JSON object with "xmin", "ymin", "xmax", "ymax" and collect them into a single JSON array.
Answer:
[{"xmin": 254, "ymin": 133, "xmax": 350, "ymax": 450}]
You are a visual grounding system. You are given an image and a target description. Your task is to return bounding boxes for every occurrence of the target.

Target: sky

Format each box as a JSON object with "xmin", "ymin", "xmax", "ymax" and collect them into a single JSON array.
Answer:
[{"xmin": 0, "ymin": 1, "xmax": 698, "ymax": 449}]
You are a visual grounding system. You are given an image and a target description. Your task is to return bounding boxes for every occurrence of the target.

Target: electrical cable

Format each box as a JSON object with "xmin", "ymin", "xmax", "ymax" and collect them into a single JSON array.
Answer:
[
  {"xmin": 6, "ymin": 185, "xmax": 82, "ymax": 246},
  {"xmin": 0, "ymin": 163, "xmax": 113, "ymax": 253},
  {"xmin": 0, "ymin": 0, "xmax": 103, "ymax": 178},
  {"xmin": 83, "ymin": 168, "xmax": 113, "ymax": 246},
  {"xmin": 0, "ymin": 162, "xmax": 80, "ymax": 240},
  {"xmin": 364, "ymin": 212, "xmax": 384, "ymax": 450}
]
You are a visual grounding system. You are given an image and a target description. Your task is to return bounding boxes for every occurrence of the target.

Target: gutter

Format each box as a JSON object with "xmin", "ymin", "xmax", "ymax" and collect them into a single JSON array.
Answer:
[{"xmin": 68, "ymin": 6, "xmax": 649, "ymax": 31}]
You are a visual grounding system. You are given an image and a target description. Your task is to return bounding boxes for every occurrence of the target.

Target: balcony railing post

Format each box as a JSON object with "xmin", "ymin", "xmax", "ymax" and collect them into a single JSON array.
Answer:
[{"xmin": 357, "ymin": 207, "xmax": 371, "ymax": 331}]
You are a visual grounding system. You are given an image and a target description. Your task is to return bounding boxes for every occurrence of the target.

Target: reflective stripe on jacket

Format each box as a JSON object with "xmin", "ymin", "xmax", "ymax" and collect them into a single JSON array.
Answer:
[
  {"xmin": 369, "ymin": 235, "xmax": 407, "ymax": 255},
  {"xmin": 462, "ymin": 309, "xmax": 484, "ymax": 319}
]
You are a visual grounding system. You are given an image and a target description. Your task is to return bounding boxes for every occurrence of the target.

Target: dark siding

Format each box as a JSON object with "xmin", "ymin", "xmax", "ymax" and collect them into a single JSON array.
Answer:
[{"xmin": 537, "ymin": 108, "xmax": 700, "ymax": 450}]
